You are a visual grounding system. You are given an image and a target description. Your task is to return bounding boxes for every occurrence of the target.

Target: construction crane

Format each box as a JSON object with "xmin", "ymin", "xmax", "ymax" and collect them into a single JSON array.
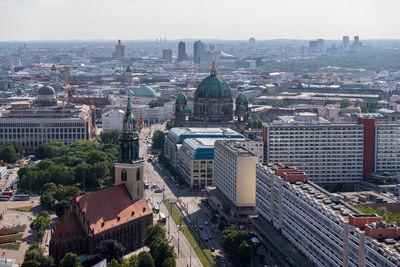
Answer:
[
  {"xmin": 62, "ymin": 66, "xmax": 78, "ymax": 117},
  {"xmin": 137, "ymin": 116, "xmax": 144, "ymax": 131},
  {"xmin": 39, "ymin": 65, "xmax": 77, "ymax": 117}
]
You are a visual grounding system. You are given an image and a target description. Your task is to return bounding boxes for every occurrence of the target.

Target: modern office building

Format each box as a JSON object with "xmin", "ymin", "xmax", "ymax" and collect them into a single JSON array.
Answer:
[
  {"xmin": 164, "ymin": 127, "xmax": 243, "ymax": 168},
  {"xmin": 162, "ymin": 49, "xmax": 172, "ymax": 62},
  {"xmin": 214, "ymin": 140, "xmax": 258, "ymax": 218},
  {"xmin": 240, "ymin": 140, "xmax": 263, "ymax": 163},
  {"xmin": 177, "ymin": 41, "xmax": 187, "ymax": 61},
  {"xmin": 262, "ymin": 113, "xmax": 364, "ymax": 184},
  {"xmin": 343, "ymin": 36, "xmax": 350, "ymax": 51},
  {"xmin": 0, "ymin": 86, "xmax": 93, "ymax": 151},
  {"xmin": 176, "ymin": 138, "xmax": 218, "ymax": 188},
  {"xmin": 255, "ymin": 163, "xmax": 400, "ymax": 267},
  {"xmin": 193, "ymin": 40, "xmax": 204, "ymax": 64},
  {"xmin": 114, "ymin": 40, "xmax": 126, "ymax": 59},
  {"xmin": 376, "ymin": 122, "xmax": 400, "ymax": 173}
]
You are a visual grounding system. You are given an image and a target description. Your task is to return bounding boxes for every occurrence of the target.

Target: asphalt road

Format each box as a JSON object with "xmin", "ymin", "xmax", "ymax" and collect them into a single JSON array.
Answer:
[{"xmin": 140, "ymin": 124, "xmax": 202, "ymax": 267}]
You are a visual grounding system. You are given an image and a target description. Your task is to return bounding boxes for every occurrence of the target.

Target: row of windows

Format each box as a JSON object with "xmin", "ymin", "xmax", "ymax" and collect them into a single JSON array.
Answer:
[
  {"xmin": 0, "ymin": 128, "xmax": 84, "ymax": 133},
  {"xmin": 1, "ymin": 134, "xmax": 85, "ymax": 140},
  {"xmin": 0, "ymin": 122, "xmax": 85, "ymax": 127}
]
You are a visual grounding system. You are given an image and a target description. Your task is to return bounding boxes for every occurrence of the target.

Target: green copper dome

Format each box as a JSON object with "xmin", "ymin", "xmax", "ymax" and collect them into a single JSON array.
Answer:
[
  {"xmin": 176, "ymin": 93, "xmax": 187, "ymax": 103},
  {"xmin": 236, "ymin": 93, "xmax": 248, "ymax": 101},
  {"xmin": 134, "ymin": 85, "xmax": 160, "ymax": 97},
  {"xmin": 194, "ymin": 75, "xmax": 232, "ymax": 99}
]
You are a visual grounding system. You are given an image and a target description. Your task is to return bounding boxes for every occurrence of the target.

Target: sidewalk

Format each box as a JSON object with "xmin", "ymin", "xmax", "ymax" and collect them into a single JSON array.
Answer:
[{"xmin": 252, "ymin": 217, "xmax": 314, "ymax": 267}]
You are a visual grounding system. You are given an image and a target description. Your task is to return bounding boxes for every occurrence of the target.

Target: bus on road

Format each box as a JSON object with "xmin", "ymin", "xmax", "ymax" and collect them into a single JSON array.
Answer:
[
  {"xmin": 153, "ymin": 203, "xmax": 160, "ymax": 213},
  {"xmin": 159, "ymin": 213, "xmax": 166, "ymax": 224}
]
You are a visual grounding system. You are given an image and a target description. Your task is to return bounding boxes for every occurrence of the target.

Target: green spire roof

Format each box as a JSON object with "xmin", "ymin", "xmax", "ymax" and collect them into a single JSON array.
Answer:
[{"xmin": 122, "ymin": 96, "xmax": 137, "ymax": 136}]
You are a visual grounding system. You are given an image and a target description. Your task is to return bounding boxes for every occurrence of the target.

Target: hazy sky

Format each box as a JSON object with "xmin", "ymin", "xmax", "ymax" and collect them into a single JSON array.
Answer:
[{"xmin": 0, "ymin": 0, "xmax": 399, "ymax": 41}]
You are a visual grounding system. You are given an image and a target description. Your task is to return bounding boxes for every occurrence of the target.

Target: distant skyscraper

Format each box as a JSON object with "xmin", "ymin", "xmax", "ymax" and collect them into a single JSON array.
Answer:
[
  {"xmin": 162, "ymin": 49, "xmax": 172, "ymax": 62},
  {"xmin": 177, "ymin": 41, "xmax": 187, "ymax": 61},
  {"xmin": 248, "ymin": 37, "xmax": 256, "ymax": 47},
  {"xmin": 353, "ymin": 36, "xmax": 362, "ymax": 49},
  {"xmin": 114, "ymin": 40, "xmax": 126, "ymax": 59},
  {"xmin": 193, "ymin": 40, "xmax": 204, "ymax": 64},
  {"xmin": 342, "ymin": 36, "xmax": 350, "ymax": 50},
  {"xmin": 309, "ymin": 40, "xmax": 317, "ymax": 53},
  {"xmin": 316, "ymin": 39, "xmax": 324, "ymax": 53}
]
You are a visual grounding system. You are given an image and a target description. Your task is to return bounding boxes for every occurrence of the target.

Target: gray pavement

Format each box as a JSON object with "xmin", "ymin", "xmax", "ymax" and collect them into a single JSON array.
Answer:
[{"xmin": 141, "ymin": 124, "xmax": 202, "ymax": 267}]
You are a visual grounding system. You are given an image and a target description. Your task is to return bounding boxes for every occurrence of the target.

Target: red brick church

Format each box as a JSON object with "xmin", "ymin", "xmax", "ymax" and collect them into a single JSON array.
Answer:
[{"xmin": 50, "ymin": 96, "xmax": 153, "ymax": 263}]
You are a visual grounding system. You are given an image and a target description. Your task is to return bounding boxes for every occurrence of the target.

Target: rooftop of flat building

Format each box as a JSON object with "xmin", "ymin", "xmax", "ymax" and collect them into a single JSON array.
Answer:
[
  {"xmin": 169, "ymin": 127, "xmax": 243, "ymax": 144},
  {"xmin": 257, "ymin": 163, "xmax": 400, "ymax": 262},
  {"xmin": 216, "ymin": 140, "xmax": 256, "ymax": 157}
]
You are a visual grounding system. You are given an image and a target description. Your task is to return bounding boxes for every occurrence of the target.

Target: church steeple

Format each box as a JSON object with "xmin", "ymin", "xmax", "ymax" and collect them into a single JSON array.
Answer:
[{"xmin": 119, "ymin": 96, "xmax": 140, "ymax": 163}]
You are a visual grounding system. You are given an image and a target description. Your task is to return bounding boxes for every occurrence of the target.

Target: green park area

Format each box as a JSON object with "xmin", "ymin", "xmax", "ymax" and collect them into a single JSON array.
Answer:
[{"xmin": 9, "ymin": 206, "xmax": 33, "ymax": 212}]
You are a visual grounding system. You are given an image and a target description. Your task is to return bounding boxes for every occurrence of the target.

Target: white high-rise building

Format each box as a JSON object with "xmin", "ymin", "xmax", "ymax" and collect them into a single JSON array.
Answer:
[
  {"xmin": 255, "ymin": 163, "xmax": 400, "ymax": 267},
  {"xmin": 102, "ymin": 109, "xmax": 124, "ymax": 132},
  {"xmin": 214, "ymin": 140, "xmax": 258, "ymax": 218},
  {"xmin": 263, "ymin": 113, "xmax": 364, "ymax": 184},
  {"xmin": 375, "ymin": 121, "xmax": 400, "ymax": 173}
]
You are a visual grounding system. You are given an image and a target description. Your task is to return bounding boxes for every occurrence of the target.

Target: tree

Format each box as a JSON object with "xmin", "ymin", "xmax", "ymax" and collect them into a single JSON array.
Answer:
[
  {"xmin": 100, "ymin": 130, "xmax": 120, "ymax": 145},
  {"xmin": 152, "ymin": 240, "xmax": 175, "ymax": 267},
  {"xmin": 221, "ymin": 226, "xmax": 251, "ymax": 264},
  {"xmin": 22, "ymin": 244, "xmax": 55, "ymax": 267},
  {"xmin": 166, "ymin": 119, "xmax": 175, "ymax": 130},
  {"xmin": 340, "ymin": 99, "xmax": 353, "ymax": 108},
  {"xmin": 0, "ymin": 144, "xmax": 18, "ymax": 163},
  {"xmin": 87, "ymin": 240, "xmax": 126, "ymax": 264},
  {"xmin": 19, "ymin": 139, "xmax": 116, "ymax": 193},
  {"xmin": 30, "ymin": 211, "xmax": 52, "ymax": 241},
  {"xmin": 125, "ymin": 255, "xmax": 139, "ymax": 267},
  {"xmin": 161, "ymin": 257, "xmax": 176, "ymax": 267},
  {"xmin": 59, "ymin": 253, "xmax": 82, "ymax": 267},
  {"xmin": 145, "ymin": 224, "xmax": 166, "ymax": 247},
  {"xmin": 138, "ymin": 252, "xmax": 155, "ymax": 267},
  {"xmin": 34, "ymin": 141, "xmax": 65, "ymax": 159},
  {"xmin": 152, "ymin": 130, "xmax": 165, "ymax": 149}
]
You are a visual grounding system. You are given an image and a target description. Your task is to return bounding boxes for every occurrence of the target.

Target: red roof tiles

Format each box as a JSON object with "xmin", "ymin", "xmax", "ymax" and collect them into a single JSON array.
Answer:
[{"xmin": 76, "ymin": 184, "xmax": 152, "ymax": 235}]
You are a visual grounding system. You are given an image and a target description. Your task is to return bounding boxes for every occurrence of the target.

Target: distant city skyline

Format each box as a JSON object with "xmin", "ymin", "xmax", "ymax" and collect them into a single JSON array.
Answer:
[{"xmin": 0, "ymin": 0, "xmax": 399, "ymax": 41}]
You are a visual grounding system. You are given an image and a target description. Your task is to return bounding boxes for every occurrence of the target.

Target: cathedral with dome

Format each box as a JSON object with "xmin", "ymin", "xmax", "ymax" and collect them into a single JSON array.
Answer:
[{"xmin": 174, "ymin": 62, "xmax": 249, "ymax": 131}]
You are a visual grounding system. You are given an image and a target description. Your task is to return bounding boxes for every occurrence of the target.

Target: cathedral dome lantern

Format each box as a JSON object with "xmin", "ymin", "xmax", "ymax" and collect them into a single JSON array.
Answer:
[{"xmin": 192, "ymin": 61, "xmax": 233, "ymax": 122}]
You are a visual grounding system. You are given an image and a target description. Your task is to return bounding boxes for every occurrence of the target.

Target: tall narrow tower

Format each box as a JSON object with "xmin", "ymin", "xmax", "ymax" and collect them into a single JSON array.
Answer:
[{"xmin": 114, "ymin": 96, "xmax": 144, "ymax": 202}]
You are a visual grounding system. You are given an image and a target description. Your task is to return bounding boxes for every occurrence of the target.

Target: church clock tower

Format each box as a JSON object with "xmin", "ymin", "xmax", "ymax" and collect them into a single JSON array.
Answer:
[{"xmin": 115, "ymin": 96, "xmax": 144, "ymax": 201}]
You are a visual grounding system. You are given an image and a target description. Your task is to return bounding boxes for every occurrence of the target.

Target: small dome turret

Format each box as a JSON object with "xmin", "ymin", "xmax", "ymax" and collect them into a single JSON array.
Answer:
[
  {"xmin": 236, "ymin": 93, "xmax": 248, "ymax": 102},
  {"xmin": 176, "ymin": 93, "xmax": 187, "ymax": 104}
]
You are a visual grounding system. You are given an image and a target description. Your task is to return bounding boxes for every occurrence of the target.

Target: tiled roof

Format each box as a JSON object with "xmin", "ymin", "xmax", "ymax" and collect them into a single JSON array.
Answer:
[
  {"xmin": 53, "ymin": 212, "xmax": 84, "ymax": 239},
  {"xmin": 76, "ymin": 184, "xmax": 152, "ymax": 235}
]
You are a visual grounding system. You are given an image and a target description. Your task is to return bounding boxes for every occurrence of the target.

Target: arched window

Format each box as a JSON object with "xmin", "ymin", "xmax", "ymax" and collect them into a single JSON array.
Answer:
[
  {"xmin": 136, "ymin": 169, "xmax": 141, "ymax": 181},
  {"xmin": 121, "ymin": 169, "xmax": 127, "ymax": 182}
]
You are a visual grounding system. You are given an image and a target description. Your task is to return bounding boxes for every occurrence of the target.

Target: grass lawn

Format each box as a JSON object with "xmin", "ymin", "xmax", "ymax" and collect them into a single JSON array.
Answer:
[
  {"xmin": 0, "ymin": 241, "xmax": 21, "ymax": 250},
  {"xmin": 164, "ymin": 202, "xmax": 216, "ymax": 267},
  {"xmin": 2, "ymin": 233, "xmax": 23, "ymax": 240},
  {"xmin": 7, "ymin": 226, "xmax": 26, "ymax": 233},
  {"xmin": 8, "ymin": 206, "xmax": 33, "ymax": 212},
  {"xmin": 165, "ymin": 202, "xmax": 182, "ymax": 225}
]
